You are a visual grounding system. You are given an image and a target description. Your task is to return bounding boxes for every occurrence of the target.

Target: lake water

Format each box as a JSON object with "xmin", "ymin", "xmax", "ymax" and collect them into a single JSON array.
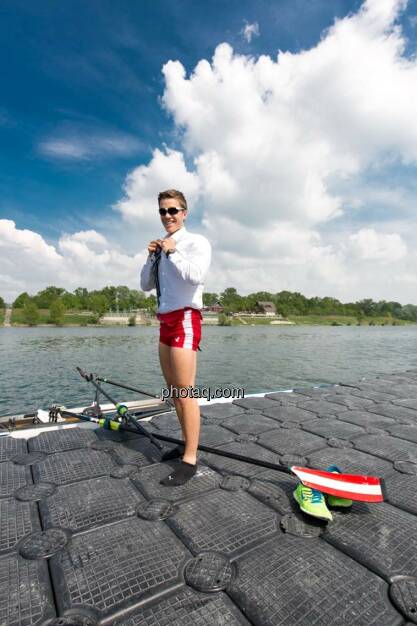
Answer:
[{"xmin": 1, "ymin": 325, "xmax": 417, "ymax": 416}]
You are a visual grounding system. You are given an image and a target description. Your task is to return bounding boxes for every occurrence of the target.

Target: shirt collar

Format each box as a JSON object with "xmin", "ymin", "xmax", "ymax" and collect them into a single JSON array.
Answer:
[{"xmin": 164, "ymin": 225, "xmax": 187, "ymax": 242}]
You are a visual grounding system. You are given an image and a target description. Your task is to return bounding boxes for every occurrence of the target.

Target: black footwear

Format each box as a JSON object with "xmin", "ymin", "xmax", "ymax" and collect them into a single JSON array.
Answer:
[
  {"xmin": 161, "ymin": 446, "xmax": 184, "ymax": 462},
  {"xmin": 160, "ymin": 461, "xmax": 197, "ymax": 486}
]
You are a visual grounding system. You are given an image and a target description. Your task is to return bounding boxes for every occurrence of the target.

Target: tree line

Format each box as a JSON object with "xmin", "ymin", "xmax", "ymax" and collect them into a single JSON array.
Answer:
[
  {"xmin": 208, "ymin": 288, "xmax": 417, "ymax": 321},
  {"xmin": 6, "ymin": 286, "xmax": 158, "ymax": 326},
  {"xmin": 2, "ymin": 286, "xmax": 417, "ymax": 323},
  {"xmin": 12, "ymin": 286, "xmax": 154, "ymax": 314}
]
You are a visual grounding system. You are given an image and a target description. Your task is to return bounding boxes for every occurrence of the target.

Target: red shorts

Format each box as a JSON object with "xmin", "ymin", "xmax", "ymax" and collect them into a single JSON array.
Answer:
[{"xmin": 157, "ymin": 307, "xmax": 202, "ymax": 351}]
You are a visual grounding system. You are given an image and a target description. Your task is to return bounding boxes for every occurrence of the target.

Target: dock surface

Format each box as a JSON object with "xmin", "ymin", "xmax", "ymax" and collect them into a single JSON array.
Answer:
[{"xmin": 2, "ymin": 371, "xmax": 417, "ymax": 624}]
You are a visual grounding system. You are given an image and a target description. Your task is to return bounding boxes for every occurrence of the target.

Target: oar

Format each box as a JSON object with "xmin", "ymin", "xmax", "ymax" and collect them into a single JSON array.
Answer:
[
  {"xmin": 68, "ymin": 407, "xmax": 384, "ymax": 503},
  {"xmin": 96, "ymin": 376, "xmax": 160, "ymax": 400},
  {"xmin": 87, "ymin": 373, "xmax": 175, "ymax": 412},
  {"xmin": 144, "ymin": 429, "xmax": 385, "ymax": 503},
  {"xmin": 76, "ymin": 367, "xmax": 164, "ymax": 452}
]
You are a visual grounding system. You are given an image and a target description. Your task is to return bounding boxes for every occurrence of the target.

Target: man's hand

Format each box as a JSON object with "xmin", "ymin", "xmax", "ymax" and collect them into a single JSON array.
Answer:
[
  {"xmin": 159, "ymin": 238, "xmax": 176, "ymax": 255},
  {"xmin": 147, "ymin": 240, "xmax": 161, "ymax": 254}
]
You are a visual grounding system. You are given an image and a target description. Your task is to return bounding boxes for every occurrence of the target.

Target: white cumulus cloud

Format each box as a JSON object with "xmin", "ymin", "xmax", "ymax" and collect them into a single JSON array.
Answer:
[
  {"xmin": 115, "ymin": 147, "xmax": 200, "ymax": 223},
  {"xmin": 159, "ymin": 0, "xmax": 417, "ymax": 230},
  {"xmin": 68, "ymin": 230, "xmax": 109, "ymax": 248},
  {"xmin": 0, "ymin": 220, "xmax": 146, "ymax": 302},
  {"xmin": 347, "ymin": 228, "xmax": 407, "ymax": 262}
]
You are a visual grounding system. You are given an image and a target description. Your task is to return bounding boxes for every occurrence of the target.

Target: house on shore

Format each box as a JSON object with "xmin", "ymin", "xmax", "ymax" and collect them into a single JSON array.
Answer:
[
  {"xmin": 254, "ymin": 301, "xmax": 278, "ymax": 317},
  {"xmin": 202, "ymin": 302, "xmax": 224, "ymax": 313}
]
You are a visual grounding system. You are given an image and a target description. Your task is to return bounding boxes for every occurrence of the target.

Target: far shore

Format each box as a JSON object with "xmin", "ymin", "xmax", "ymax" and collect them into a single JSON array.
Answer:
[{"xmin": 2, "ymin": 312, "xmax": 416, "ymax": 328}]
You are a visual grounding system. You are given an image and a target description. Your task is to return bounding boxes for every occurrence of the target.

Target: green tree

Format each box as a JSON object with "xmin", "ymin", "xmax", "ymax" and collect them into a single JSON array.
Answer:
[
  {"xmin": 401, "ymin": 304, "xmax": 417, "ymax": 321},
  {"xmin": 61, "ymin": 291, "xmax": 77, "ymax": 309},
  {"xmin": 13, "ymin": 292, "xmax": 31, "ymax": 308},
  {"xmin": 387, "ymin": 301, "xmax": 403, "ymax": 319},
  {"xmin": 203, "ymin": 292, "xmax": 219, "ymax": 306},
  {"xmin": 129, "ymin": 289, "xmax": 147, "ymax": 309},
  {"xmin": 276, "ymin": 291, "xmax": 308, "ymax": 315},
  {"xmin": 35, "ymin": 286, "xmax": 65, "ymax": 308},
  {"xmin": 220, "ymin": 287, "xmax": 238, "ymax": 303},
  {"xmin": 356, "ymin": 299, "xmax": 377, "ymax": 317},
  {"xmin": 218, "ymin": 313, "xmax": 232, "ymax": 326},
  {"xmin": 49, "ymin": 299, "xmax": 66, "ymax": 325},
  {"xmin": 73, "ymin": 287, "xmax": 89, "ymax": 309},
  {"xmin": 145, "ymin": 294, "xmax": 157, "ymax": 312},
  {"xmin": 101, "ymin": 286, "xmax": 117, "ymax": 310},
  {"xmin": 220, "ymin": 287, "xmax": 245, "ymax": 312},
  {"xmin": 344, "ymin": 302, "xmax": 357, "ymax": 317},
  {"xmin": 22, "ymin": 301, "xmax": 40, "ymax": 326},
  {"xmin": 251, "ymin": 291, "xmax": 274, "ymax": 302},
  {"xmin": 88, "ymin": 294, "xmax": 108, "ymax": 317},
  {"xmin": 101, "ymin": 286, "xmax": 146, "ymax": 311},
  {"xmin": 276, "ymin": 303, "xmax": 289, "ymax": 317},
  {"xmin": 115, "ymin": 286, "xmax": 131, "ymax": 311},
  {"xmin": 0, "ymin": 296, "xmax": 5, "ymax": 310}
]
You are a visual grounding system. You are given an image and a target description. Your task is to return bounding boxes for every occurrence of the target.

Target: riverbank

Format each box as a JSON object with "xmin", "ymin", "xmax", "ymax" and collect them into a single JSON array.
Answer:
[
  {"xmin": 2, "ymin": 307, "xmax": 416, "ymax": 327},
  {"xmin": 287, "ymin": 314, "xmax": 414, "ymax": 326},
  {"xmin": 226, "ymin": 314, "xmax": 414, "ymax": 326},
  {"xmin": 3, "ymin": 316, "xmax": 416, "ymax": 328}
]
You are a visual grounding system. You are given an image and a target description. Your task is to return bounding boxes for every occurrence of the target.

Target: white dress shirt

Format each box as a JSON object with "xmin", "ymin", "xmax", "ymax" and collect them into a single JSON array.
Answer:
[{"xmin": 140, "ymin": 226, "xmax": 211, "ymax": 314}]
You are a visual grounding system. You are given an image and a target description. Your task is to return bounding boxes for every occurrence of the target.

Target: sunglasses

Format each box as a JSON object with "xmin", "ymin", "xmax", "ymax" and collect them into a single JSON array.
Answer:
[{"xmin": 158, "ymin": 207, "xmax": 185, "ymax": 216}]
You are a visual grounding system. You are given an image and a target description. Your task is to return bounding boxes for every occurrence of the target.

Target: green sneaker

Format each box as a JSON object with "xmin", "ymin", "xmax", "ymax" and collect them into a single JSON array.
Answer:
[
  {"xmin": 326, "ymin": 465, "xmax": 353, "ymax": 508},
  {"xmin": 293, "ymin": 483, "xmax": 333, "ymax": 521}
]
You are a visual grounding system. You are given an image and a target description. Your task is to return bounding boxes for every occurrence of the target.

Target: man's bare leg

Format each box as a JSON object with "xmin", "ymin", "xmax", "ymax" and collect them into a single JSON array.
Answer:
[
  {"xmin": 159, "ymin": 344, "xmax": 200, "ymax": 485},
  {"xmin": 169, "ymin": 346, "xmax": 199, "ymax": 464},
  {"xmin": 159, "ymin": 342, "xmax": 199, "ymax": 462},
  {"xmin": 159, "ymin": 342, "xmax": 186, "ymax": 438}
]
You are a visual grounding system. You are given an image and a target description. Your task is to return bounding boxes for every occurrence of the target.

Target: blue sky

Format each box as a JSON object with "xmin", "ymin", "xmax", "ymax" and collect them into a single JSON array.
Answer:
[
  {"xmin": 0, "ymin": 0, "xmax": 365, "ymax": 237},
  {"xmin": 1, "ymin": 0, "xmax": 417, "ymax": 302}
]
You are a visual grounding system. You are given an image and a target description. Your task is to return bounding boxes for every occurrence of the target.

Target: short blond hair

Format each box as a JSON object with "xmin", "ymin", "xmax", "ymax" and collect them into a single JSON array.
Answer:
[{"xmin": 158, "ymin": 189, "xmax": 187, "ymax": 210}]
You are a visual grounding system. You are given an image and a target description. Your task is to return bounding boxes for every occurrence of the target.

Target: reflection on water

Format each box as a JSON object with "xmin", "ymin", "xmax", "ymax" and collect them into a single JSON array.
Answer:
[{"xmin": 1, "ymin": 325, "xmax": 417, "ymax": 416}]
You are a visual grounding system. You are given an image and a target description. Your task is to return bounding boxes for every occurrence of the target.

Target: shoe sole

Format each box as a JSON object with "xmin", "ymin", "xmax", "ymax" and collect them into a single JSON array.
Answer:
[
  {"xmin": 328, "ymin": 501, "xmax": 352, "ymax": 509},
  {"xmin": 327, "ymin": 470, "xmax": 352, "ymax": 508}
]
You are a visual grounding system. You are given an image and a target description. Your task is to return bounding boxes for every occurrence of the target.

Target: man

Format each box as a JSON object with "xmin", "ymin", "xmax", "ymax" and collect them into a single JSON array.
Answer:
[{"xmin": 140, "ymin": 189, "xmax": 211, "ymax": 486}]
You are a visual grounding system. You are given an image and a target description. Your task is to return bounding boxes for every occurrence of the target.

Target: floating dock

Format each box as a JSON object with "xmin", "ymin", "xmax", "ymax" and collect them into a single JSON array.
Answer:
[{"xmin": 2, "ymin": 371, "xmax": 417, "ymax": 624}]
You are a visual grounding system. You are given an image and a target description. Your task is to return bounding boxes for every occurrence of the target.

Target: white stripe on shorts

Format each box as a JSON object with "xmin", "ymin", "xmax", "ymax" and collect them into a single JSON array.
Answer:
[{"xmin": 182, "ymin": 309, "xmax": 193, "ymax": 349}]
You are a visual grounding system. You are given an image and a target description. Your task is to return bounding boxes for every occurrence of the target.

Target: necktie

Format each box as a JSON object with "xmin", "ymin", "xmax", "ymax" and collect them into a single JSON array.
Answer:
[{"xmin": 153, "ymin": 248, "xmax": 162, "ymax": 306}]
